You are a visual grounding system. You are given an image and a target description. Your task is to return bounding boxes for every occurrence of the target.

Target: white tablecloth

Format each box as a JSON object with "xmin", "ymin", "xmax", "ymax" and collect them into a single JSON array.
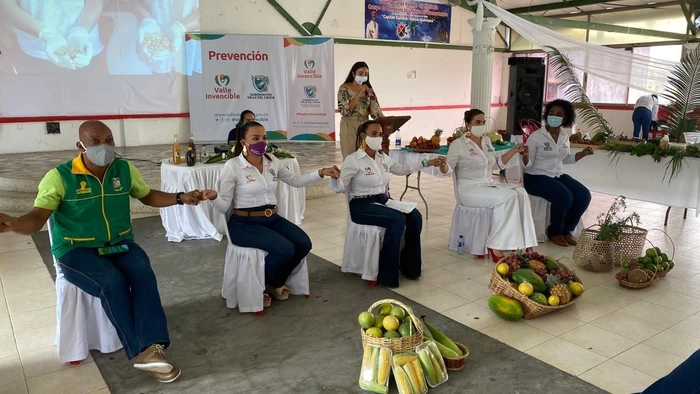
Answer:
[
  {"xmin": 160, "ymin": 158, "xmax": 306, "ymax": 242},
  {"xmin": 565, "ymin": 148, "xmax": 700, "ymax": 212}
]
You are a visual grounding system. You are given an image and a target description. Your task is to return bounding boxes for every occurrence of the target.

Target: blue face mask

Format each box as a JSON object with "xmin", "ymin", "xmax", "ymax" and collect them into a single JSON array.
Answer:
[{"xmin": 547, "ymin": 116, "xmax": 564, "ymax": 128}]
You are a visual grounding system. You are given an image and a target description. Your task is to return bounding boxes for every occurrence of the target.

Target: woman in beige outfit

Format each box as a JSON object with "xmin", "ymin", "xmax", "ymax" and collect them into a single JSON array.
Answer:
[{"xmin": 337, "ymin": 61, "xmax": 383, "ymax": 158}]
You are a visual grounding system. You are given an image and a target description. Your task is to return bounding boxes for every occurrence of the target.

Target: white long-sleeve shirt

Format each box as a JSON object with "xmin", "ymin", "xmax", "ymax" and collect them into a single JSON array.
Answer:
[
  {"xmin": 634, "ymin": 95, "xmax": 659, "ymax": 121},
  {"xmin": 446, "ymin": 136, "xmax": 512, "ymax": 187},
  {"xmin": 211, "ymin": 154, "xmax": 321, "ymax": 213},
  {"xmin": 524, "ymin": 127, "xmax": 577, "ymax": 178},
  {"xmin": 365, "ymin": 21, "xmax": 378, "ymax": 39},
  {"xmin": 330, "ymin": 149, "xmax": 429, "ymax": 197}
]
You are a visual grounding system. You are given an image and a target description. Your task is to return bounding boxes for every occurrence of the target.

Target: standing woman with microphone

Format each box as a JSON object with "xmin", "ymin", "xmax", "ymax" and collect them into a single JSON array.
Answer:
[{"xmin": 338, "ymin": 62, "xmax": 384, "ymax": 159}]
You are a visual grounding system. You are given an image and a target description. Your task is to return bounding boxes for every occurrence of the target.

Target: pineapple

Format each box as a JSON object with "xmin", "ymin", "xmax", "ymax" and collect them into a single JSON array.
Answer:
[
  {"xmin": 546, "ymin": 274, "xmax": 572, "ymax": 305},
  {"xmin": 528, "ymin": 260, "xmax": 546, "ymax": 270},
  {"xmin": 431, "ymin": 129, "xmax": 443, "ymax": 147}
]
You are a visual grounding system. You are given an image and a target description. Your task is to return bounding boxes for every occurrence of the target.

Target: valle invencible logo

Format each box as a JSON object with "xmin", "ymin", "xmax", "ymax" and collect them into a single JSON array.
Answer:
[
  {"xmin": 206, "ymin": 74, "xmax": 239, "ymax": 100},
  {"xmin": 298, "ymin": 58, "xmax": 321, "ymax": 79}
]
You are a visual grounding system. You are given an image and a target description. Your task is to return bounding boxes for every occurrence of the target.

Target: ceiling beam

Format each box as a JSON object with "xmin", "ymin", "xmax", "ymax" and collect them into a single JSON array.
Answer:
[
  {"xmin": 680, "ymin": 0, "xmax": 699, "ymax": 35},
  {"xmin": 519, "ymin": 15, "xmax": 688, "ymax": 40},
  {"xmin": 553, "ymin": 0, "xmax": 681, "ymax": 17},
  {"xmin": 508, "ymin": 0, "xmax": 620, "ymax": 14}
]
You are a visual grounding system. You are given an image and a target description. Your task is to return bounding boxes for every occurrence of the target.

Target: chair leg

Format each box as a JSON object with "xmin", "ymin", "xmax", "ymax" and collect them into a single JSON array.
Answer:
[
  {"xmin": 684, "ymin": 208, "xmax": 688, "ymax": 219},
  {"xmin": 664, "ymin": 207, "xmax": 671, "ymax": 226}
]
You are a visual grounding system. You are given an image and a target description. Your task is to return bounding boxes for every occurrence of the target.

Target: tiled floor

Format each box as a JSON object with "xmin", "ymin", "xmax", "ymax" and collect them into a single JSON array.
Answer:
[{"xmin": 1, "ymin": 173, "xmax": 699, "ymax": 393}]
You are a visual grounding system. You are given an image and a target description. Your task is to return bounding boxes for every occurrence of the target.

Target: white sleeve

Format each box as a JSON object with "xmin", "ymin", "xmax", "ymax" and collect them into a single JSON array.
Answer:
[
  {"xmin": 275, "ymin": 157, "xmax": 322, "ymax": 187},
  {"xmin": 388, "ymin": 154, "xmax": 424, "ymax": 176},
  {"xmin": 562, "ymin": 144, "xmax": 577, "ymax": 165},
  {"xmin": 446, "ymin": 139, "xmax": 462, "ymax": 171},
  {"xmin": 524, "ymin": 135, "xmax": 537, "ymax": 169},
  {"xmin": 330, "ymin": 155, "xmax": 360, "ymax": 193},
  {"xmin": 211, "ymin": 161, "xmax": 236, "ymax": 214},
  {"xmin": 652, "ymin": 102, "xmax": 659, "ymax": 121}
]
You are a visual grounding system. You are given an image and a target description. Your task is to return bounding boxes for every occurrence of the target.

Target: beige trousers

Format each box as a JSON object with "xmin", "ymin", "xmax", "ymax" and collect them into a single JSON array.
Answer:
[{"xmin": 340, "ymin": 116, "xmax": 369, "ymax": 159}]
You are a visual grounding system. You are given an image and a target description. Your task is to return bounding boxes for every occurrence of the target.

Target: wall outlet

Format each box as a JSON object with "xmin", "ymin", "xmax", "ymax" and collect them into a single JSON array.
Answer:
[{"xmin": 46, "ymin": 122, "xmax": 60, "ymax": 134}]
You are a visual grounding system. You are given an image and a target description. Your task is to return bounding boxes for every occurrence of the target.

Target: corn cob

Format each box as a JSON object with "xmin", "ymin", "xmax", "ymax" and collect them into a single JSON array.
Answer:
[
  {"xmin": 377, "ymin": 347, "xmax": 390, "ymax": 385},
  {"xmin": 393, "ymin": 365, "xmax": 412, "ymax": 394},
  {"xmin": 369, "ymin": 346, "xmax": 380, "ymax": 383},
  {"xmin": 434, "ymin": 341, "xmax": 459, "ymax": 358},
  {"xmin": 393, "ymin": 353, "xmax": 418, "ymax": 366},
  {"xmin": 417, "ymin": 348, "xmax": 437, "ymax": 385},
  {"xmin": 411, "ymin": 359, "xmax": 427, "ymax": 392},
  {"xmin": 424, "ymin": 319, "xmax": 463, "ymax": 356},
  {"xmin": 427, "ymin": 350, "xmax": 446, "ymax": 382},
  {"xmin": 403, "ymin": 364, "xmax": 420, "ymax": 393},
  {"xmin": 359, "ymin": 380, "xmax": 389, "ymax": 394}
]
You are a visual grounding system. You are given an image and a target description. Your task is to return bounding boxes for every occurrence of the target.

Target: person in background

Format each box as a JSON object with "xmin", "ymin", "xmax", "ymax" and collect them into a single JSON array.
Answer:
[
  {"xmin": 331, "ymin": 120, "xmax": 448, "ymax": 288},
  {"xmin": 338, "ymin": 61, "xmax": 383, "ymax": 159},
  {"xmin": 132, "ymin": 0, "xmax": 200, "ymax": 74},
  {"xmin": 0, "ymin": 0, "xmax": 105, "ymax": 72},
  {"xmin": 447, "ymin": 109, "xmax": 537, "ymax": 262},
  {"xmin": 641, "ymin": 348, "xmax": 700, "ymax": 393},
  {"xmin": 227, "ymin": 110, "xmax": 255, "ymax": 144},
  {"xmin": 632, "ymin": 93, "xmax": 659, "ymax": 141},
  {"xmin": 366, "ymin": 11, "xmax": 379, "ymax": 39},
  {"xmin": 0, "ymin": 121, "xmax": 204, "ymax": 383},
  {"xmin": 523, "ymin": 99, "xmax": 594, "ymax": 248},
  {"xmin": 202, "ymin": 121, "xmax": 339, "ymax": 307}
]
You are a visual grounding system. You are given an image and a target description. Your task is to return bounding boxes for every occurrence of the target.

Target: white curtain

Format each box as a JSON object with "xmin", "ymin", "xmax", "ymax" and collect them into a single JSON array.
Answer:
[{"xmin": 470, "ymin": 0, "xmax": 679, "ymax": 94}]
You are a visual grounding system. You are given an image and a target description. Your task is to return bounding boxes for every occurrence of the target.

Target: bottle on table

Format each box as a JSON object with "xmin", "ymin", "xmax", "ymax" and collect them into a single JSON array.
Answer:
[
  {"xmin": 188, "ymin": 134, "xmax": 197, "ymax": 161},
  {"xmin": 457, "ymin": 235, "xmax": 464, "ymax": 255},
  {"xmin": 395, "ymin": 129, "xmax": 402, "ymax": 149},
  {"xmin": 172, "ymin": 134, "xmax": 181, "ymax": 164},
  {"xmin": 186, "ymin": 146, "xmax": 196, "ymax": 167}
]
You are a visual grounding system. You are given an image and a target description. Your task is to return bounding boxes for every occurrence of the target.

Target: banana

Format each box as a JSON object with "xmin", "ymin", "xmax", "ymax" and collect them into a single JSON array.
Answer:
[{"xmin": 423, "ymin": 319, "xmax": 463, "ymax": 356}]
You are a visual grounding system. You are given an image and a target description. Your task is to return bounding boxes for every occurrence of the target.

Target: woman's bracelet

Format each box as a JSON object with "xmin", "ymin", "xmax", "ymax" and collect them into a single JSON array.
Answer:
[
  {"xmin": 318, "ymin": 168, "xmax": 325, "ymax": 178},
  {"xmin": 421, "ymin": 159, "xmax": 429, "ymax": 168}
]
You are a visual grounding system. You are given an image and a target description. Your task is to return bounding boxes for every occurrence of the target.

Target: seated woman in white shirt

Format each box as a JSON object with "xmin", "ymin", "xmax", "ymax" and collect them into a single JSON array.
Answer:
[
  {"xmin": 201, "ymin": 121, "xmax": 340, "ymax": 306},
  {"xmin": 523, "ymin": 99, "xmax": 594, "ymax": 247},
  {"xmin": 331, "ymin": 120, "xmax": 448, "ymax": 288},
  {"xmin": 447, "ymin": 109, "xmax": 537, "ymax": 263}
]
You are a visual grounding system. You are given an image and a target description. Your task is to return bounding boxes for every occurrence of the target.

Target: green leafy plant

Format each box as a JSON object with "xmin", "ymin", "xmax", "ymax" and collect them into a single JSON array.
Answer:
[
  {"xmin": 595, "ymin": 196, "xmax": 641, "ymax": 242},
  {"xmin": 661, "ymin": 46, "xmax": 700, "ymax": 143},
  {"xmin": 545, "ymin": 46, "xmax": 616, "ymax": 139}
]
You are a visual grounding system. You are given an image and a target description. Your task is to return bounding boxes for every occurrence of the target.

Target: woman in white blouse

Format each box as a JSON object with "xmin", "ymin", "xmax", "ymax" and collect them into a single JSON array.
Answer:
[
  {"xmin": 201, "ymin": 121, "xmax": 339, "ymax": 307},
  {"xmin": 523, "ymin": 99, "xmax": 594, "ymax": 247},
  {"xmin": 447, "ymin": 109, "xmax": 537, "ymax": 263},
  {"xmin": 331, "ymin": 120, "xmax": 448, "ymax": 288}
]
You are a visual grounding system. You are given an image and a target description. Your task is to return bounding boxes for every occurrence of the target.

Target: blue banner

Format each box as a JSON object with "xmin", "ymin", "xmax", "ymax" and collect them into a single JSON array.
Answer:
[{"xmin": 364, "ymin": 0, "xmax": 451, "ymax": 43}]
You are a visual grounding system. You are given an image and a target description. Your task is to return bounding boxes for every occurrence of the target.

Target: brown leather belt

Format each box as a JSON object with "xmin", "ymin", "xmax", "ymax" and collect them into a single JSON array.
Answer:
[{"xmin": 232, "ymin": 207, "xmax": 278, "ymax": 217}]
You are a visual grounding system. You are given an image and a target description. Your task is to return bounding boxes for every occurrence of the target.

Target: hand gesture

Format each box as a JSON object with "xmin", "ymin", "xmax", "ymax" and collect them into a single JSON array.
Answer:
[
  {"xmin": 0, "ymin": 213, "xmax": 17, "ymax": 233},
  {"xmin": 358, "ymin": 84, "xmax": 368, "ymax": 95},
  {"xmin": 428, "ymin": 157, "xmax": 446, "ymax": 168},
  {"xmin": 201, "ymin": 189, "xmax": 218, "ymax": 201},
  {"xmin": 511, "ymin": 143, "xmax": 526, "ymax": 154},
  {"xmin": 583, "ymin": 147, "xmax": 594, "ymax": 156},
  {"xmin": 41, "ymin": 30, "xmax": 75, "ymax": 69},
  {"xmin": 320, "ymin": 166, "xmax": 341, "ymax": 179},
  {"xmin": 180, "ymin": 189, "xmax": 202, "ymax": 205},
  {"xmin": 66, "ymin": 27, "xmax": 94, "ymax": 68},
  {"xmin": 138, "ymin": 18, "xmax": 163, "ymax": 62}
]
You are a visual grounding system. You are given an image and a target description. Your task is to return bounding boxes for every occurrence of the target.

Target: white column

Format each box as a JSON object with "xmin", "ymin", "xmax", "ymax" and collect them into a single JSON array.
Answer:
[{"xmin": 468, "ymin": 17, "xmax": 501, "ymax": 120}]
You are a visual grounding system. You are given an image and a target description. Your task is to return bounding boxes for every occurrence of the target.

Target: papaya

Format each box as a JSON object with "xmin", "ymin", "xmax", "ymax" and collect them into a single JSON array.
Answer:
[
  {"xmin": 544, "ymin": 256, "xmax": 561, "ymax": 270},
  {"xmin": 487, "ymin": 295, "xmax": 523, "ymax": 321},
  {"xmin": 529, "ymin": 292, "xmax": 548, "ymax": 305},
  {"xmin": 512, "ymin": 268, "xmax": 546, "ymax": 292},
  {"xmin": 205, "ymin": 154, "xmax": 225, "ymax": 164}
]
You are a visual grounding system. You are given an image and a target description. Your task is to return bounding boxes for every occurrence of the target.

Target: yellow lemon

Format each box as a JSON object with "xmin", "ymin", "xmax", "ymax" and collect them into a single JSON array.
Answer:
[
  {"xmin": 548, "ymin": 295, "xmax": 560, "ymax": 306},
  {"xmin": 518, "ymin": 282, "xmax": 534, "ymax": 296},
  {"xmin": 383, "ymin": 315, "xmax": 400, "ymax": 332},
  {"xmin": 496, "ymin": 263, "xmax": 510, "ymax": 276},
  {"xmin": 569, "ymin": 282, "xmax": 584, "ymax": 296}
]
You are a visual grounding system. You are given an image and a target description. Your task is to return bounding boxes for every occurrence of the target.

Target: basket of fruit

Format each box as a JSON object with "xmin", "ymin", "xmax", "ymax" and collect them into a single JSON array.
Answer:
[
  {"xmin": 488, "ymin": 252, "xmax": 585, "ymax": 320},
  {"xmin": 421, "ymin": 317, "xmax": 468, "ymax": 371},
  {"xmin": 359, "ymin": 299, "xmax": 423, "ymax": 354},
  {"xmin": 409, "ymin": 129, "xmax": 442, "ymax": 152},
  {"xmin": 622, "ymin": 231, "xmax": 675, "ymax": 278},
  {"xmin": 615, "ymin": 261, "xmax": 658, "ymax": 289}
]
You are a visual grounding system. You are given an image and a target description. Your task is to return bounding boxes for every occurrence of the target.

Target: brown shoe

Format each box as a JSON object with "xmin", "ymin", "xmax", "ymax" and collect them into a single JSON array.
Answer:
[
  {"xmin": 549, "ymin": 236, "xmax": 569, "ymax": 247},
  {"xmin": 151, "ymin": 363, "xmax": 181, "ymax": 383},
  {"xmin": 133, "ymin": 344, "xmax": 173, "ymax": 373},
  {"xmin": 564, "ymin": 234, "xmax": 578, "ymax": 246}
]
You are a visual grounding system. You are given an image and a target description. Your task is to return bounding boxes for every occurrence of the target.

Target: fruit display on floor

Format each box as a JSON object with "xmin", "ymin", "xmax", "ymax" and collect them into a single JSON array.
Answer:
[
  {"xmin": 358, "ymin": 302, "xmax": 418, "ymax": 340},
  {"xmin": 616, "ymin": 246, "xmax": 673, "ymax": 288},
  {"xmin": 488, "ymin": 251, "xmax": 585, "ymax": 319},
  {"xmin": 359, "ymin": 345, "xmax": 392, "ymax": 394},
  {"xmin": 416, "ymin": 340, "xmax": 449, "ymax": 388},
  {"xmin": 409, "ymin": 130, "xmax": 442, "ymax": 152},
  {"xmin": 392, "ymin": 352, "xmax": 428, "ymax": 394}
]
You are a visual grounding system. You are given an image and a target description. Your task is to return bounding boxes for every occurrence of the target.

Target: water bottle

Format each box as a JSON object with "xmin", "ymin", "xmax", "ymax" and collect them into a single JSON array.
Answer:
[
  {"xmin": 457, "ymin": 235, "xmax": 464, "ymax": 255},
  {"xmin": 395, "ymin": 129, "xmax": 402, "ymax": 149}
]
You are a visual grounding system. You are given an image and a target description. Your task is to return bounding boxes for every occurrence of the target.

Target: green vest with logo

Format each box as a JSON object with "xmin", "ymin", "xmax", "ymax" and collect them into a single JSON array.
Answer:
[{"xmin": 51, "ymin": 158, "xmax": 134, "ymax": 259}]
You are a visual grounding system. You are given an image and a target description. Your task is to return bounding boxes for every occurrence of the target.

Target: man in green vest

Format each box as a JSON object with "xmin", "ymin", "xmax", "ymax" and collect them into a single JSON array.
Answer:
[{"xmin": 0, "ymin": 120, "xmax": 202, "ymax": 383}]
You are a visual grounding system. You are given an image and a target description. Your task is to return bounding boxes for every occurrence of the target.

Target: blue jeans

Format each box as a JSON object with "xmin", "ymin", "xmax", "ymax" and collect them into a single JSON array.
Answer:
[
  {"xmin": 349, "ymin": 194, "xmax": 423, "ymax": 288},
  {"xmin": 58, "ymin": 240, "xmax": 170, "ymax": 360},
  {"xmin": 642, "ymin": 348, "xmax": 700, "ymax": 393},
  {"xmin": 523, "ymin": 173, "xmax": 591, "ymax": 238},
  {"xmin": 227, "ymin": 207, "xmax": 312, "ymax": 288},
  {"xmin": 632, "ymin": 106, "xmax": 652, "ymax": 140}
]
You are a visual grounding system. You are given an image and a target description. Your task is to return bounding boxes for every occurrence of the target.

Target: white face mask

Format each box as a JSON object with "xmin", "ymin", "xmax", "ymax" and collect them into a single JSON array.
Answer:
[
  {"xmin": 470, "ymin": 125, "xmax": 486, "ymax": 138},
  {"xmin": 355, "ymin": 75, "xmax": 368, "ymax": 85},
  {"xmin": 364, "ymin": 136, "xmax": 382, "ymax": 151}
]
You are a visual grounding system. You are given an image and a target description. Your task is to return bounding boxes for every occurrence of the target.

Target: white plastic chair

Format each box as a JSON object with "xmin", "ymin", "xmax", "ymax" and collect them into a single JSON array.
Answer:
[
  {"xmin": 47, "ymin": 218, "xmax": 122, "ymax": 364},
  {"xmin": 448, "ymin": 175, "xmax": 493, "ymax": 257},
  {"xmin": 529, "ymin": 195, "xmax": 584, "ymax": 243},
  {"xmin": 221, "ymin": 211, "xmax": 310, "ymax": 316}
]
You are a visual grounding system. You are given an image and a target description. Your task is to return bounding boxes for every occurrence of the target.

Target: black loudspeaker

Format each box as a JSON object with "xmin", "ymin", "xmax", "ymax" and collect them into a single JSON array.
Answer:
[{"xmin": 506, "ymin": 57, "xmax": 546, "ymax": 135}]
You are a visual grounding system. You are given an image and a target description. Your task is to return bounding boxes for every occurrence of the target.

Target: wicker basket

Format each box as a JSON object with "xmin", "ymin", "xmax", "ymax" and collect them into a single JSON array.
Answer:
[
  {"xmin": 360, "ymin": 299, "xmax": 423, "ymax": 354},
  {"xmin": 644, "ymin": 229, "xmax": 676, "ymax": 278},
  {"xmin": 442, "ymin": 343, "xmax": 469, "ymax": 371},
  {"xmin": 618, "ymin": 270, "xmax": 658, "ymax": 289},
  {"xmin": 572, "ymin": 225, "xmax": 648, "ymax": 272},
  {"xmin": 488, "ymin": 260, "xmax": 580, "ymax": 320}
]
